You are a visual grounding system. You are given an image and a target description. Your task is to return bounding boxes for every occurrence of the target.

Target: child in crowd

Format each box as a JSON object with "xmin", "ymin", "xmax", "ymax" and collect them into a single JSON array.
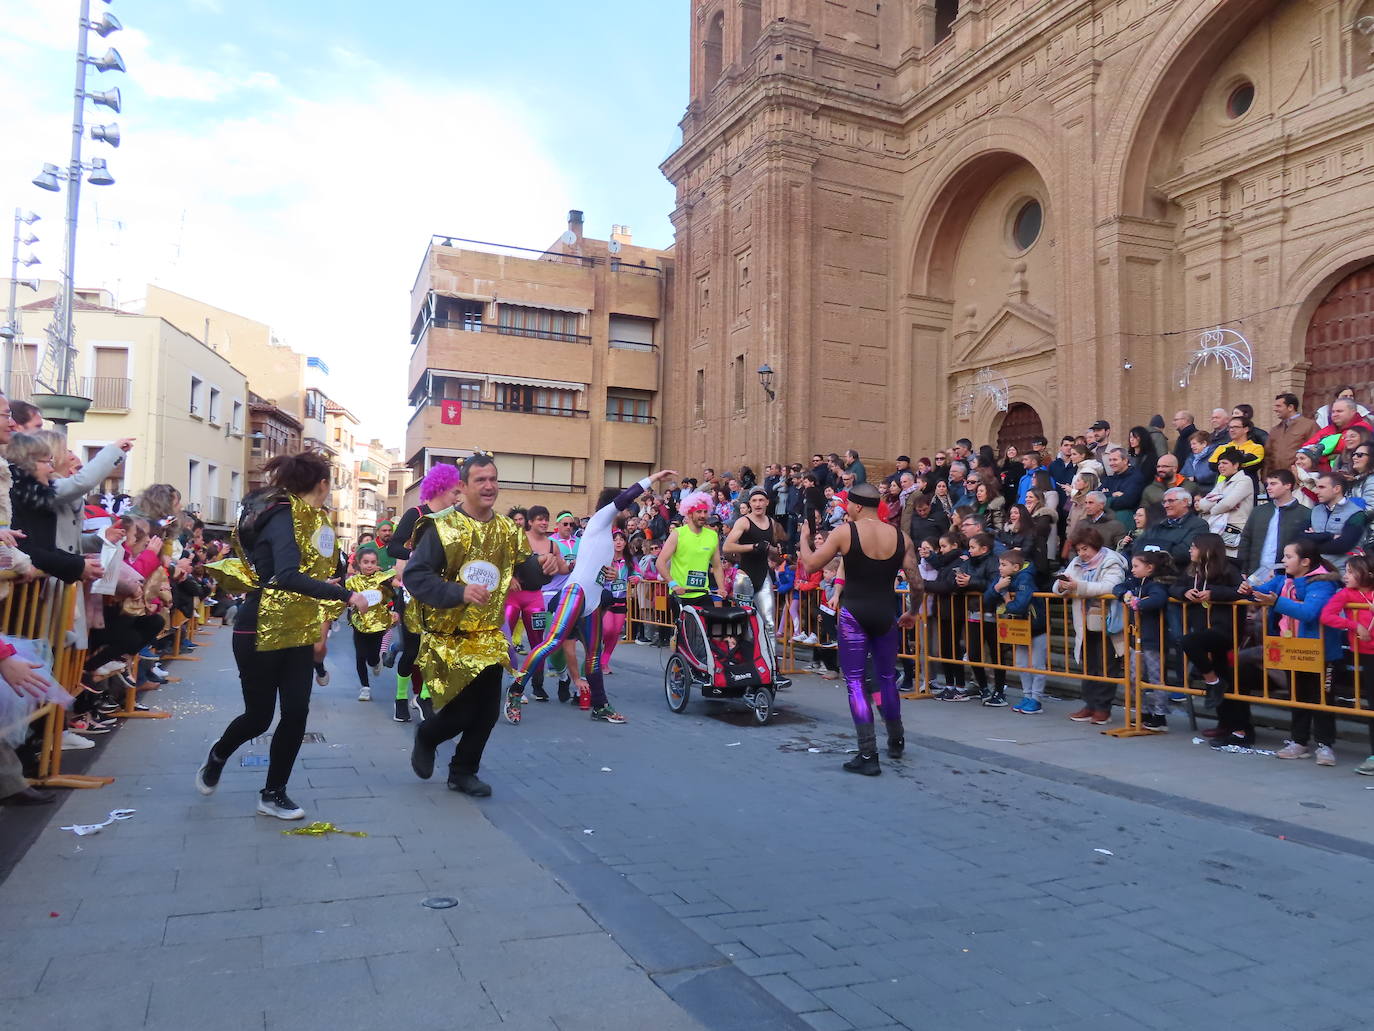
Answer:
[
  {"xmin": 1319, "ymin": 554, "xmax": 1374, "ymax": 774},
  {"xmin": 928, "ymin": 533, "xmax": 969, "ymax": 700},
  {"xmin": 991, "ymin": 547, "xmax": 1048, "ymax": 713},
  {"xmin": 960, "ymin": 532, "xmax": 1007, "ymax": 706},
  {"xmin": 1115, "ymin": 550, "xmax": 1173, "ymax": 730},
  {"xmin": 1239, "ymin": 539, "xmax": 1340, "ymax": 761},
  {"xmin": 772, "ymin": 552, "xmax": 794, "ymax": 640},
  {"xmin": 345, "ymin": 548, "xmax": 395, "ymax": 702},
  {"xmin": 814, "ymin": 557, "xmax": 842, "ymax": 679}
]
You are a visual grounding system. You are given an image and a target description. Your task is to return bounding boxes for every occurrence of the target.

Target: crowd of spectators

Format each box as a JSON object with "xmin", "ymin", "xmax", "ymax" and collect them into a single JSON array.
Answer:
[{"xmin": 0, "ymin": 395, "xmax": 241, "ymax": 807}]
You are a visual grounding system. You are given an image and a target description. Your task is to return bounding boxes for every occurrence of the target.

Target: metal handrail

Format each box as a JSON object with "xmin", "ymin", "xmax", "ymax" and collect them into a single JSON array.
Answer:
[
  {"xmin": 608, "ymin": 339, "xmax": 657, "ymax": 351},
  {"xmin": 432, "ymin": 318, "xmax": 590, "ymax": 345}
]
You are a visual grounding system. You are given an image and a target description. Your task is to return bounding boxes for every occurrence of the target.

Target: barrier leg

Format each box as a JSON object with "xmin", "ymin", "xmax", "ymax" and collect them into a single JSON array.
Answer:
[{"xmin": 1106, "ymin": 627, "xmax": 1155, "ymax": 738}]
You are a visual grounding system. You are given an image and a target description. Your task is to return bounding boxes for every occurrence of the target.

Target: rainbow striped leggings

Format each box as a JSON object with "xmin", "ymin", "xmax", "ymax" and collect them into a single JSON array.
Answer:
[{"xmin": 512, "ymin": 584, "xmax": 607, "ymax": 709}]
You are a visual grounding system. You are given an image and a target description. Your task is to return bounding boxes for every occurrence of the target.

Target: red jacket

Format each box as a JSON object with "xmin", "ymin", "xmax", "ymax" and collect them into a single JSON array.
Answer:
[{"xmin": 1320, "ymin": 587, "xmax": 1374, "ymax": 655}]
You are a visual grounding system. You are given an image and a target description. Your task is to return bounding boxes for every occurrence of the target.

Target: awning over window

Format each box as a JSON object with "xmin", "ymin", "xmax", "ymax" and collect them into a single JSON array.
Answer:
[
  {"xmin": 495, "ymin": 298, "xmax": 589, "ymax": 315},
  {"xmin": 434, "ymin": 289, "xmax": 494, "ymax": 303},
  {"xmin": 490, "ymin": 374, "xmax": 583, "ymax": 392}
]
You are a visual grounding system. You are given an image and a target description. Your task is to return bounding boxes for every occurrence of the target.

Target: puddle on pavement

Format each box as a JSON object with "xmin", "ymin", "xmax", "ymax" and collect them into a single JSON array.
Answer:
[{"xmin": 706, "ymin": 708, "xmax": 816, "ymax": 728}]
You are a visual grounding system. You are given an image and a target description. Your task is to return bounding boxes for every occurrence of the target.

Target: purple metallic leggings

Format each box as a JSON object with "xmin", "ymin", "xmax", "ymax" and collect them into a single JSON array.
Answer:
[{"xmin": 837, "ymin": 608, "xmax": 901, "ymax": 726}]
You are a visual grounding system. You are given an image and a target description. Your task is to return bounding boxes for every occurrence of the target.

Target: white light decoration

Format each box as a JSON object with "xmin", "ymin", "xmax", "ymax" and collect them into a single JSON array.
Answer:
[
  {"xmin": 954, "ymin": 366, "xmax": 1011, "ymax": 418},
  {"xmin": 1173, "ymin": 326, "xmax": 1254, "ymax": 389}
]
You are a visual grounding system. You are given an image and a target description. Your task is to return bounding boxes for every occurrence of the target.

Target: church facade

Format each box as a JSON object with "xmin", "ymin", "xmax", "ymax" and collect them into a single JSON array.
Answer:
[{"xmin": 660, "ymin": 0, "xmax": 1374, "ymax": 470}]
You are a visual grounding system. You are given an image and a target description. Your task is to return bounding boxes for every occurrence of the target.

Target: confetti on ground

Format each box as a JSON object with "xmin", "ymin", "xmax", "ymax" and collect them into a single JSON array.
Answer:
[
  {"xmin": 1094, "ymin": 848, "xmax": 1114, "ymax": 856},
  {"xmin": 726, "ymin": 742, "xmax": 741, "ymax": 747},
  {"xmin": 281, "ymin": 822, "xmax": 367, "ymax": 838},
  {"xmin": 600, "ymin": 767, "xmax": 612, "ymax": 772}
]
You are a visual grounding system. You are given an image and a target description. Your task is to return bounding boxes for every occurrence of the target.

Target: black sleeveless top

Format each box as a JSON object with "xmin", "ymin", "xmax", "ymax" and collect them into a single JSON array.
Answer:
[
  {"xmin": 736, "ymin": 516, "xmax": 775, "ymax": 590},
  {"xmin": 841, "ymin": 521, "xmax": 905, "ymax": 638}
]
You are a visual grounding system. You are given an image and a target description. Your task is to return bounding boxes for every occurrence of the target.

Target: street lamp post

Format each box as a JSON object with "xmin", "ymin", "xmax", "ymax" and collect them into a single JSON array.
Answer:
[
  {"xmin": 1, "ymin": 209, "xmax": 42, "ymax": 396},
  {"xmin": 29, "ymin": 0, "xmax": 124, "ymax": 425}
]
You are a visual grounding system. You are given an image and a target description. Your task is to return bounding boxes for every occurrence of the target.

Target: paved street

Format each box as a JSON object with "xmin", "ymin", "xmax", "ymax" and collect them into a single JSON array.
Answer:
[{"xmin": 3, "ymin": 624, "xmax": 1372, "ymax": 1031}]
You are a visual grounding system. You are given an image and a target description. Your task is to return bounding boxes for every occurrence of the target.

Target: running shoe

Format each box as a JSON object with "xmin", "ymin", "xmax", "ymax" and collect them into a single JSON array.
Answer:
[
  {"xmin": 256, "ymin": 789, "xmax": 305, "ymax": 821},
  {"xmin": 1355, "ymin": 755, "xmax": 1374, "ymax": 776},
  {"xmin": 557, "ymin": 677, "xmax": 572, "ymax": 703},
  {"xmin": 68, "ymin": 718, "xmax": 110, "ymax": 735},
  {"xmin": 590, "ymin": 704, "xmax": 626, "ymax": 724},
  {"xmin": 1141, "ymin": 713, "xmax": 1168, "ymax": 732},
  {"xmin": 531, "ymin": 683, "xmax": 550, "ymax": 702},
  {"xmin": 1089, "ymin": 711, "xmax": 1112, "ymax": 725},
  {"xmin": 504, "ymin": 693, "xmax": 523, "ymax": 725},
  {"xmin": 1068, "ymin": 707, "xmax": 1095, "ymax": 722},
  {"xmin": 314, "ymin": 666, "xmax": 330, "ymax": 687},
  {"xmin": 393, "ymin": 699, "xmax": 411, "ymax": 723},
  {"xmin": 982, "ymin": 692, "xmax": 1008, "ymax": 708},
  {"xmin": 61, "ymin": 730, "xmax": 94, "ymax": 750},
  {"xmin": 1275, "ymin": 741, "xmax": 1312, "ymax": 760},
  {"xmin": 1314, "ymin": 744, "xmax": 1336, "ymax": 767},
  {"xmin": 195, "ymin": 747, "xmax": 225, "ymax": 795},
  {"xmin": 151, "ymin": 663, "xmax": 172, "ymax": 681},
  {"xmin": 937, "ymin": 687, "xmax": 972, "ymax": 702},
  {"xmin": 1017, "ymin": 698, "xmax": 1043, "ymax": 715},
  {"xmin": 357, "ymin": 686, "xmax": 371, "ymax": 702}
]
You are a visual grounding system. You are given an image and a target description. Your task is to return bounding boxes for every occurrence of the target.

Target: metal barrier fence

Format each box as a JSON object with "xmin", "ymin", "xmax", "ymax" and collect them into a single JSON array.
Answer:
[{"xmin": 621, "ymin": 577, "xmax": 1374, "ymax": 742}]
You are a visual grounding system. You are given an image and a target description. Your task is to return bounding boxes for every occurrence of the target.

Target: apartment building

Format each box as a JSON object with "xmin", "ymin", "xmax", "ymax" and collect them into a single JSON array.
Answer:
[
  {"xmin": 406, "ymin": 212, "xmax": 669, "ymax": 514},
  {"xmin": 8, "ymin": 287, "xmax": 247, "ymax": 530},
  {"xmin": 247, "ymin": 391, "xmax": 303, "ymax": 494},
  {"xmin": 354, "ymin": 438, "xmax": 398, "ymax": 537},
  {"xmin": 326, "ymin": 401, "xmax": 360, "ymax": 550}
]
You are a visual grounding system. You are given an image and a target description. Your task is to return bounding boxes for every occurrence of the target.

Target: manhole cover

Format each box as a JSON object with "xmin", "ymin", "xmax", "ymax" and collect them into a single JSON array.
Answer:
[
  {"xmin": 421, "ymin": 896, "xmax": 459, "ymax": 909},
  {"xmin": 240, "ymin": 755, "xmax": 269, "ymax": 767}
]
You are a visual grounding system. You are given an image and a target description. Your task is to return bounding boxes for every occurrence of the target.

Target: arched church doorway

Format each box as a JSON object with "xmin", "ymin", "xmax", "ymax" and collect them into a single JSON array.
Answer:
[
  {"xmin": 1304, "ymin": 263, "xmax": 1374, "ymax": 417},
  {"xmin": 995, "ymin": 402, "xmax": 1044, "ymax": 454}
]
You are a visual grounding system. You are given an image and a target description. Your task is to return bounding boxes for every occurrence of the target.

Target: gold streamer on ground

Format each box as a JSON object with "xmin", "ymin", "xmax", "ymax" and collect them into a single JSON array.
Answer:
[{"xmin": 280, "ymin": 821, "xmax": 368, "ymax": 838}]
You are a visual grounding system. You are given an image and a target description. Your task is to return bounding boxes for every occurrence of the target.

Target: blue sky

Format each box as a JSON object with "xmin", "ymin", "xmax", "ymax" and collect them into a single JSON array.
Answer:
[{"xmin": 1, "ymin": 0, "xmax": 688, "ymax": 445}]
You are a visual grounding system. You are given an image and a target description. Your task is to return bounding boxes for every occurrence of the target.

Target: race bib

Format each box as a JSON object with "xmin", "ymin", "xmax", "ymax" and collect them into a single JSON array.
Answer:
[
  {"xmin": 531, "ymin": 611, "xmax": 548, "ymax": 631},
  {"xmin": 312, "ymin": 525, "xmax": 336, "ymax": 558},
  {"xmin": 460, "ymin": 560, "xmax": 501, "ymax": 590},
  {"xmin": 610, "ymin": 578, "xmax": 627, "ymax": 595},
  {"xmin": 362, "ymin": 589, "xmax": 383, "ymax": 606},
  {"xmin": 686, "ymin": 570, "xmax": 708, "ymax": 590}
]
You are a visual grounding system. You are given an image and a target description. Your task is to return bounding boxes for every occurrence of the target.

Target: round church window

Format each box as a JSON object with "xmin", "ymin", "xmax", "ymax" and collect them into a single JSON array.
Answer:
[
  {"xmin": 1012, "ymin": 200, "xmax": 1042, "ymax": 252},
  {"xmin": 1226, "ymin": 81, "xmax": 1254, "ymax": 119}
]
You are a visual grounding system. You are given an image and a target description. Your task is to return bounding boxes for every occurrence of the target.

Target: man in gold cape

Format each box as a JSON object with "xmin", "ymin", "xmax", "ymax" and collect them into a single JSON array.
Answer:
[{"xmin": 404, "ymin": 455, "xmax": 557, "ymax": 796}]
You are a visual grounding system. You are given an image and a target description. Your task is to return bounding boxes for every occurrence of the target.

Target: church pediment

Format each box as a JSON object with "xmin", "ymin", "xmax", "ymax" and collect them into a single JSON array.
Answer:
[{"xmin": 950, "ymin": 303, "xmax": 1057, "ymax": 373}]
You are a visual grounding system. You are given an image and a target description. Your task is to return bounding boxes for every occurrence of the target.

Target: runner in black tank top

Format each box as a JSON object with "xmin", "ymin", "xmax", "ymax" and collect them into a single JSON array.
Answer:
[
  {"xmin": 724, "ymin": 487, "xmax": 783, "ymax": 680},
  {"xmin": 800, "ymin": 483, "xmax": 921, "ymax": 775}
]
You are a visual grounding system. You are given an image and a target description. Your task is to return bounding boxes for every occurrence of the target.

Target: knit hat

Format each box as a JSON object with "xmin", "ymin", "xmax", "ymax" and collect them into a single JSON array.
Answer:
[{"xmin": 82, "ymin": 504, "xmax": 114, "ymax": 533}]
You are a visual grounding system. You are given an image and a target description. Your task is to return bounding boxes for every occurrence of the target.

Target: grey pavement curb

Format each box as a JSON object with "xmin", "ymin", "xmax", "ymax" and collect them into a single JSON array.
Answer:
[{"xmin": 485, "ymin": 798, "xmax": 812, "ymax": 1031}]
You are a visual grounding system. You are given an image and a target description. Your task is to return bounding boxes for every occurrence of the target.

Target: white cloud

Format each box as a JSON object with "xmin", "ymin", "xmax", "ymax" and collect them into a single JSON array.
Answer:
[{"xmin": 0, "ymin": 4, "xmax": 573, "ymax": 450}]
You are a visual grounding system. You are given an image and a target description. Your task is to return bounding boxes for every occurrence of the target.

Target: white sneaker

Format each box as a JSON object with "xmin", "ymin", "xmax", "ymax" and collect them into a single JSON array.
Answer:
[
  {"xmin": 151, "ymin": 663, "xmax": 171, "ymax": 679},
  {"xmin": 791, "ymin": 633, "xmax": 808, "ymax": 642},
  {"xmin": 1314, "ymin": 744, "xmax": 1337, "ymax": 767},
  {"xmin": 357, "ymin": 686, "xmax": 371, "ymax": 702},
  {"xmin": 802, "ymin": 633, "xmax": 819, "ymax": 645},
  {"xmin": 1275, "ymin": 741, "xmax": 1312, "ymax": 760},
  {"xmin": 315, "ymin": 668, "xmax": 330, "ymax": 687},
  {"xmin": 94, "ymin": 659, "xmax": 126, "ymax": 676},
  {"xmin": 256, "ymin": 789, "xmax": 305, "ymax": 820},
  {"xmin": 61, "ymin": 729, "xmax": 95, "ymax": 750}
]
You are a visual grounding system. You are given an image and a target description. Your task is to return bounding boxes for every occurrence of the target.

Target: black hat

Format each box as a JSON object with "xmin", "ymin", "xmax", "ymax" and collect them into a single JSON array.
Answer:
[
  {"xmin": 896, "ymin": 455, "xmax": 911, "ymax": 463},
  {"xmin": 1089, "ymin": 420, "xmax": 1111, "ymax": 431}
]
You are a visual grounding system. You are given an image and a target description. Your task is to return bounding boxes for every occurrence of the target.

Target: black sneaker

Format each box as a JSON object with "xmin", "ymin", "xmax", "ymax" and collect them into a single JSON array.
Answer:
[
  {"xmin": 411, "ymin": 725, "xmax": 435, "ymax": 780},
  {"xmin": 1142, "ymin": 713, "xmax": 1169, "ymax": 732},
  {"xmin": 415, "ymin": 695, "xmax": 434, "ymax": 721},
  {"xmin": 393, "ymin": 699, "xmax": 411, "ymax": 723},
  {"xmin": 195, "ymin": 746, "xmax": 225, "ymax": 796},
  {"xmin": 557, "ymin": 677, "xmax": 572, "ymax": 703},
  {"xmin": 887, "ymin": 737, "xmax": 905, "ymax": 759},
  {"xmin": 842, "ymin": 752, "xmax": 881, "ymax": 776},
  {"xmin": 982, "ymin": 692, "xmax": 1008, "ymax": 708},
  {"xmin": 256, "ymin": 789, "xmax": 305, "ymax": 820},
  {"xmin": 531, "ymin": 682, "xmax": 549, "ymax": 702},
  {"xmin": 447, "ymin": 773, "xmax": 492, "ymax": 797}
]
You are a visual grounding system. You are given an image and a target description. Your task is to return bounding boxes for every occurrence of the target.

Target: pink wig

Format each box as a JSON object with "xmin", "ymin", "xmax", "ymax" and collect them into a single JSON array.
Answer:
[
  {"xmin": 677, "ymin": 490, "xmax": 712, "ymax": 517},
  {"xmin": 419, "ymin": 462, "xmax": 462, "ymax": 503}
]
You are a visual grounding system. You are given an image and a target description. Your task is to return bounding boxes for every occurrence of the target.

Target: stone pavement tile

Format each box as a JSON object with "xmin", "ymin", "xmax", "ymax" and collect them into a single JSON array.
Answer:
[
  {"xmin": 259, "ymin": 868, "xmax": 426, "ymax": 907},
  {"xmin": 3, "ymin": 980, "xmax": 151, "ymax": 1031},
  {"xmin": 0, "ymin": 948, "xmax": 49, "ymax": 999},
  {"xmin": 365, "ymin": 945, "xmax": 461, "ymax": 989},
  {"xmin": 735, "ymin": 952, "xmax": 810, "ymax": 978},
  {"xmin": 147, "ymin": 956, "xmax": 373, "ymax": 1027},
  {"xmin": 813, "ymin": 986, "xmax": 900, "ymax": 1029},
  {"xmin": 39, "ymin": 935, "xmax": 264, "ymax": 992},
  {"xmin": 5, "ymin": 914, "xmax": 167, "ymax": 958},
  {"xmin": 440, "ymin": 901, "xmax": 600, "ymax": 945},
  {"xmin": 754, "ymin": 973, "xmax": 826, "ymax": 1014},
  {"xmin": 164, "ymin": 897, "xmax": 355, "ymax": 944},
  {"xmin": 260, "ymin": 900, "xmax": 456, "ymax": 967},
  {"xmin": 800, "ymin": 1011, "xmax": 855, "ymax": 1031}
]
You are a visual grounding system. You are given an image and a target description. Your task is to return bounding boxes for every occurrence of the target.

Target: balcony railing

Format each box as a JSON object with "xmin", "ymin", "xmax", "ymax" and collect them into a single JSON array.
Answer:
[
  {"xmin": 431, "ymin": 399, "xmax": 589, "ymax": 419},
  {"xmin": 433, "ymin": 318, "xmax": 590, "ymax": 345},
  {"xmin": 608, "ymin": 338, "xmax": 657, "ymax": 352},
  {"xmin": 605, "ymin": 413, "xmax": 656, "ymax": 424},
  {"xmin": 81, "ymin": 376, "xmax": 132, "ymax": 411}
]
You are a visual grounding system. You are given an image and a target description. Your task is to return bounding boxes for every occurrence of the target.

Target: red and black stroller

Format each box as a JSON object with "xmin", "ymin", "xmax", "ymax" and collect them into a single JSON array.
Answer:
[{"xmin": 664, "ymin": 604, "xmax": 780, "ymax": 724}]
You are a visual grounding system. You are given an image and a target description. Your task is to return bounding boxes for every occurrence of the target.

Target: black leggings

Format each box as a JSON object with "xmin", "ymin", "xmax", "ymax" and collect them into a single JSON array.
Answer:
[
  {"xmin": 353, "ymin": 628, "xmax": 385, "ymax": 686},
  {"xmin": 936, "ymin": 603, "xmax": 966, "ymax": 688},
  {"xmin": 398, "ymin": 624, "xmax": 423, "ymax": 684},
  {"xmin": 213, "ymin": 634, "xmax": 314, "ymax": 791},
  {"xmin": 88, "ymin": 612, "xmax": 163, "ymax": 669},
  {"xmin": 969, "ymin": 616, "xmax": 1005, "ymax": 691},
  {"xmin": 416, "ymin": 663, "xmax": 503, "ymax": 776}
]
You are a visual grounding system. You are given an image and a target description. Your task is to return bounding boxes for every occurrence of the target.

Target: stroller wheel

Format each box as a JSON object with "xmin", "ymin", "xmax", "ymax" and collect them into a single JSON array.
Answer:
[
  {"xmin": 751, "ymin": 687, "xmax": 774, "ymax": 725},
  {"xmin": 665, "ymin": 655, "xmax": 691, "ymax": 713}
]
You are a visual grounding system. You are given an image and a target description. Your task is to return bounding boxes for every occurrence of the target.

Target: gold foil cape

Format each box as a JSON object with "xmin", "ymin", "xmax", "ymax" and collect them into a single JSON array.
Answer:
[
  {"xmin": 409, "ymin": 509, "xmax": 530, "ymax": 710},
  {"xmin": 257, "ymin": 493, "xmax": 346, "ymax": 652},
  {"xmin": 206, "ymin": 557, "xmax": 257, "ymax": 594},
  {"xmin": 345, "ymin": 569, "xmax": 395, "ymax": 633}
]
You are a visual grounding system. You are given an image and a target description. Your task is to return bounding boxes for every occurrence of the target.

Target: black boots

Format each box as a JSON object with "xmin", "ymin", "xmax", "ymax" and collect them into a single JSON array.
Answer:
[
  {"xmin": 885, "ymin": 719, "xmax": 905, "ymax": 759},
  {"xmin": 843, "ymin": 725, "xmax": 882, "ymax": 776}
]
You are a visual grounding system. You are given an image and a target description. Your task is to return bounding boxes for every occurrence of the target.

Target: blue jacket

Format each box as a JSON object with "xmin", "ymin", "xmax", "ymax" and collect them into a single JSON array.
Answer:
[
  {"xmin": 1102, "ymin": 466, "xmax": 1147, "ymax": 512},
  {"xmin": 1113, "ymin": 575, "xmax": 1169, "ymax": 651},
  {"xmin": 1253, "ymin": 571, "xmax": 1342, "ymax": 661},
  {"xmin": 1182, "ymin": 449, "xmax": 1218, "ymax": 488},
  {"xmin": 987, "ymin": 563, "xmax": 1046, "ymax": 635},
  {"xmin": 1047, "ymin": 458, "xmax": 1076, "ymax": 487},
  {"xmin": 1017, "ymin": 466, "xmax": 1047, "ymax": 505},
  {"xmin": 774, "ymin": 564, "xmax": 795, "ymax": 593}
]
